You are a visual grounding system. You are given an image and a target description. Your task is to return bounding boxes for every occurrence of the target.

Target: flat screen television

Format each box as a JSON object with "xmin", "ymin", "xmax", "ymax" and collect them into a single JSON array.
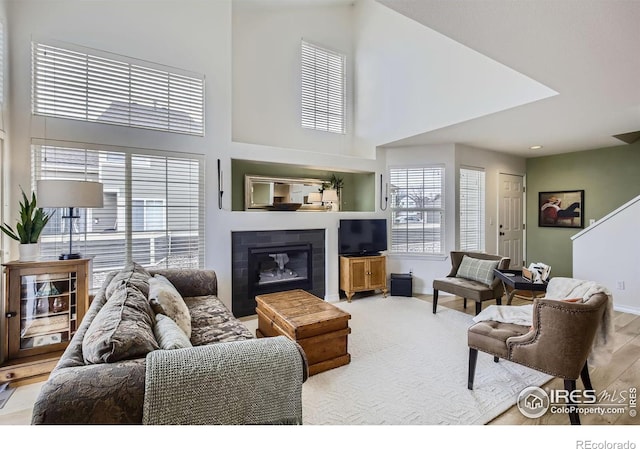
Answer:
[{"xmin": 338, "ymin": 219, "xmax": 388, "ymax": 256}]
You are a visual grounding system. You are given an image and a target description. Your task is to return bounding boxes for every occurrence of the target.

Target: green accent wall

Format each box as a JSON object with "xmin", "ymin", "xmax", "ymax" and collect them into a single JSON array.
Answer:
[
  {"xmin": 526, "ymin": 141, "xmax": 640, "ymax": 277},
  {"xmin": 231, "ymin": 159, "xmax": 375, "ymax": 211}
]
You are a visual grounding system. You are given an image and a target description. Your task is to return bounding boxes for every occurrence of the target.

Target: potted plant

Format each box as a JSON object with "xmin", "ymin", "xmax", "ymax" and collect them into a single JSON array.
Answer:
[{"xmin": 0, "ymin": 188, "xmax": 54, "ymax": 261}]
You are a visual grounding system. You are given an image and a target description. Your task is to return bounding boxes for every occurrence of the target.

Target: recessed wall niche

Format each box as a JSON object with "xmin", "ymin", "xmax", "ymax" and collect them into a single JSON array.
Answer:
[{"xmin": 231, "ymin": 159, "xmax": 375, "ymax": 212}]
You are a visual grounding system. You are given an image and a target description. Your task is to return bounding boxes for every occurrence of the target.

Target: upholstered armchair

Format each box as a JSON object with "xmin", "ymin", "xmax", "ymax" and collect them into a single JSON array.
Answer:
[
  {"xmin": 432, "ymin": 251, "xmax": 510, "ymax": 315},
  {"xmin": 467, "ymin": 293, "xmax": 609, "ymax": 425}
]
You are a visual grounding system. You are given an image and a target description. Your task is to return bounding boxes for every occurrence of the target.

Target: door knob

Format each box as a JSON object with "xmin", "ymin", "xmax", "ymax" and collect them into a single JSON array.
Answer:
[{"xmin": 499, "ymin": 232, "xmax": 505, "ymax": 236}]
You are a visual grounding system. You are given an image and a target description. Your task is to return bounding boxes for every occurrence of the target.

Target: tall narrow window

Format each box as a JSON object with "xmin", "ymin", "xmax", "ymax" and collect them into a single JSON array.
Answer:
[
  {"xmin": 301, "ymin": 40, "xmax": 345, "ymax": 134},
  {"xmin": 390, "ymin": 166, "xmax": 445, "ymax": 255},
  {"xmin": 32, "ymin": 41, "xmax": 205, "ymax": 136},
  {"xmin": 32, "ymin": 142, "xmax": 204, "ymax": 290},
  {"xmin": 459, "ymin": 167, "xmax": 485, "ymax": 251},
  {"xmin": 0, "ymin": 20, "xmax": 4, "ymax": 107}
]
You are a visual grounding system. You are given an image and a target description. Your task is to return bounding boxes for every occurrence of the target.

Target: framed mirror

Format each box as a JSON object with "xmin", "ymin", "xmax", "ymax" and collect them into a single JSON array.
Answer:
[{"xmin": 244, "ymin": 175, "xmax": 327, "ymax": 211}]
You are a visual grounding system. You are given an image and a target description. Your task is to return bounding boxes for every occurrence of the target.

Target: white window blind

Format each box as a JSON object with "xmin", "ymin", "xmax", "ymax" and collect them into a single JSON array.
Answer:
[
  {"xmin": 32, "ymin": 142, "xmax": 204, "ymax": 290},
  {"xmin": 32, "ymin": 41, "xmax": 205, "ymax": 136},
  {"xmin": 301, "ymin": 40, "xmax": 345, "ymax": 134},
  {"xmin": 460, "ymin": 167, "xmax": 485, "ymax": 251},
  {"xmin": 390, "ymin": 166, "xmax": 445, "ymax": 255},
  {"xmin": 0, "ymin": 20, "xmax": 4, "ymax": 106}
]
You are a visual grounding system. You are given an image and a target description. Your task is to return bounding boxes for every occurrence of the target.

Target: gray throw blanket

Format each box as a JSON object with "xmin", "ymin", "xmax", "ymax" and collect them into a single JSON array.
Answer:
[{"xmin": 143, "ymin": 336, "xmax": 304, "ymax": 425}]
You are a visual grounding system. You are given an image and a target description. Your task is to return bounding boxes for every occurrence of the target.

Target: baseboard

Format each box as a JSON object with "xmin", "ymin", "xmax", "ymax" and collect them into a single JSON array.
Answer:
[{"xmin": 613, "ymin": 304, "xmax": 640, "ymax": 316}]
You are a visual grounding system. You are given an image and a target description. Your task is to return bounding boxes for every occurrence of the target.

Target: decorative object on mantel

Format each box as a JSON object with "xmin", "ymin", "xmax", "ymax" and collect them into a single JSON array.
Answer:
[
  {"xmin": 37, "ymin": 179, "xmax": 104, "ymax": 260},
  {"xmin": 267, "ymin": 203, "xmax": 302, "ymax": 211},
  {"xmin": 322, "ymin": 189, "xmax": 339, "ymax": 211},
  {"xmin": 0, "ymin": 188, "xmax": 54, "ymax": 261}
]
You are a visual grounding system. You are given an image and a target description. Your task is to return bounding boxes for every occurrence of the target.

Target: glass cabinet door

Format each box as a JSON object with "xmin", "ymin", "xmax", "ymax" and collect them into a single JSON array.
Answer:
[{"xmin": 19, "ymin": 271, "xmax": 78, "ymax": 351}]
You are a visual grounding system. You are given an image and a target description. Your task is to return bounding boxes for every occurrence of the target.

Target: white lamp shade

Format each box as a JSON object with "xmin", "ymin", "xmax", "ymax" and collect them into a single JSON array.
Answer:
[
  {"xmin": 308, "ymin": 192, "xmax": 322, "ymax": 203},
  {"xmin": 37, "ymin": 180, "xmax": 104, "ymax": 208},
  {"xmin": 322, "ymin": 189, "xmax": 338, "ymax": 202}
]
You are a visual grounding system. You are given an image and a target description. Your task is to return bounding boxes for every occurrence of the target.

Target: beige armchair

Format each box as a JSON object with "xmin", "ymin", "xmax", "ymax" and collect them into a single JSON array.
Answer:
[
  {"xmin": 467, "ymin": 294, "xmax": 608, "ymax": 425},
  {"xmin": 432, "ymin": 251, "xmax": 510, "ymax": 315}
]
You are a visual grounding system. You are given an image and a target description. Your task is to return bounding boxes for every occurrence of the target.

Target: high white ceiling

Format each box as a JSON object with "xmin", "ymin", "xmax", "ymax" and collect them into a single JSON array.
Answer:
[{"xmin": 377, "ymin": 0, "xmax": 640, "ymax": 157}]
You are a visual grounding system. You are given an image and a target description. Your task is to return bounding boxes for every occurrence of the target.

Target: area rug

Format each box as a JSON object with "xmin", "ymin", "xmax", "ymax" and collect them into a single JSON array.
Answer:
[{"xmin": 243, "ymin": 295, "xmax": 552, "ymax": 425}]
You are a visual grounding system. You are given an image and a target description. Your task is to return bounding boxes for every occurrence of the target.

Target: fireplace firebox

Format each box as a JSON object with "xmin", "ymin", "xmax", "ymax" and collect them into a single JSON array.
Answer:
[{"xmin": 231, "ymin": 229, "xmax": 325, "ymax": 318}]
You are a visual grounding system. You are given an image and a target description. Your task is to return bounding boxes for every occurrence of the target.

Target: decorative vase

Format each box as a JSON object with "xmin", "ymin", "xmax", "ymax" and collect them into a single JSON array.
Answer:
[{"xmin": 19, "ymin": 243, "xmax": 40, "ymax": 261}]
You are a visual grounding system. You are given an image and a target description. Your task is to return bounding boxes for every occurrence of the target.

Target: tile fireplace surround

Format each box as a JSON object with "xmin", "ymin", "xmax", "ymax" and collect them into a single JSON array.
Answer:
[{"xmin": 231, "ymin": 229, "xmax": 326, "ymax": 317}]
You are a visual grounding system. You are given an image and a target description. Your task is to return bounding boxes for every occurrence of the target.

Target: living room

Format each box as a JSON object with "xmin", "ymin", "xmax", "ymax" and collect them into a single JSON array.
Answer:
[{"xmin": 0, "ymin": 0, "xmax": 639, "ymax": 442}]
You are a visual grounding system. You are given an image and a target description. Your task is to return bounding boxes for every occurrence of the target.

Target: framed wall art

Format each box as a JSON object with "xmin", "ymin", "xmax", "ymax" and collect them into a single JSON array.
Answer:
[{"xmin": 538, "ymin": 190, "xmax": 584, "ymax": 228}]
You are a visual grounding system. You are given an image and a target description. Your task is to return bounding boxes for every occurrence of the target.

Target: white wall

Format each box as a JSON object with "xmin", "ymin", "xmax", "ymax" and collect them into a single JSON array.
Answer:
[
  {"xmin": 352, "ymin": 0, "xmax": 556, "ymax": 156},
  {"xmin": 573, "ymin": 197, "xmax": 640, "ymax": 315},
  {"xmin": 232, "ymin": 2, "xmax": 355, "ymax": 156}
]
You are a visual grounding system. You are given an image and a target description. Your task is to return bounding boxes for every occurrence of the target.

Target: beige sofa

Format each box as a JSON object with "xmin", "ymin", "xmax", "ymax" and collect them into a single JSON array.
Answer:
[
  {"xmin": 31, "ymin": 263, "xmax": 307, "ymax": 425},
  {"xmin": 432, "ymin": 251, "xmax": 510, "ymax": 315}
]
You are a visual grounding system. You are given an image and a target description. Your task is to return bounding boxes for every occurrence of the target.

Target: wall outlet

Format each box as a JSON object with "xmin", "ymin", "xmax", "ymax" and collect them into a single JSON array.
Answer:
[{"xmin": 617, "ymin": 280, "xmax": 625, "ymax": 290}]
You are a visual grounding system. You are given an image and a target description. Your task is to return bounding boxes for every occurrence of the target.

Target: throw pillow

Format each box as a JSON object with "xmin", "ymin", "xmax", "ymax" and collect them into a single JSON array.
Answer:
[
  {"xmin": 455, "ymin": 255, "xmax": 500, "ymax": 286},
  {"xmin": 105, "ymin": 261, "xmax": 151, "ymax": 299},
  {"xmin": 154, "ymin": 314, "xmax": 193, "ymax": 350},
  {"xmin": 149, "ymin": 274, "xmax": 192, "ymax": 338},
  {"xmin": 82, "ymin": 279, "xmax": 158, "ymax": 364}
]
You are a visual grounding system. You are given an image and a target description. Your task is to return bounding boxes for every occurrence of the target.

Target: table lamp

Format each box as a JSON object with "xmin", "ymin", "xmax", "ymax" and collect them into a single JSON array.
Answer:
[
  {"xmin": 307, "ymin": 192, "xmax": 322, "ymax": 204},
  {"xmin": 322, "ymin": 189, "xmax": 339, "ymax": 211},
  {"xmin": 37, "ymin": 180, "xmax": 104, "ymax": 260}
]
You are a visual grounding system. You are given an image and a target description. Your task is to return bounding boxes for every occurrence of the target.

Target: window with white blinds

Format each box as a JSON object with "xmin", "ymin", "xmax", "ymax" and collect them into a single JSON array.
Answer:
[
  {"xmin": 301, "ymin": 40, "xmax": 345, "ymax": 134},
  {"xmin": 32, "ymin": 41, "xmax": 205, "ymax": 136},
  {"xmin": 0, "ymin": 20, "xmax": 4, "ymax": 106},
  {"xmin": 32, "ymin": 142, "xmax": 204, "ymax": 290},
  {"xmin": 459, "ymin": 167, "xmax": 486, "ymax": 251},
  {"xmin": 390, "ymin": 166, "xmax": 445, "ymax": 255}
]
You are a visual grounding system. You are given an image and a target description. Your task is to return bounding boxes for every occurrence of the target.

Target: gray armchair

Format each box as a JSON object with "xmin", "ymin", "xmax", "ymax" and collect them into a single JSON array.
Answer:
[
  {"xmin": 467, "ymin": 294, "xmax": 608, "ymax": 425},
  {"xmin": 432, "ymin": 251, "xmax": 510, "ymax": 315}
]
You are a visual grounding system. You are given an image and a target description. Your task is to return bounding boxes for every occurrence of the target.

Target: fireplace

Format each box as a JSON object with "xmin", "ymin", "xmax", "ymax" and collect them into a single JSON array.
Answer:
[
  {"xmin": 232, "ymin": 229, "xmax": 325, "ymax": 318},
  {"xmin": 248, "ymin": 243, "xmax": 312, "ymax": 298}
]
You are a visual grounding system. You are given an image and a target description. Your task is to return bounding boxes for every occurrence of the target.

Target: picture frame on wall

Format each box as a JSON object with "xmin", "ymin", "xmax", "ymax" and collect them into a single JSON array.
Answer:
[{"xmin": 538, "ymin": 190, "xmax": 584, "ymax": 228}]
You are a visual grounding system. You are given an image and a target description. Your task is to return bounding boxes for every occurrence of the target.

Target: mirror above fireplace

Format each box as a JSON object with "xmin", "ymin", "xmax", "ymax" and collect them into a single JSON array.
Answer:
[{"xmin": 244, "ymin": 175, "xmax": 327, "ymax": 211}]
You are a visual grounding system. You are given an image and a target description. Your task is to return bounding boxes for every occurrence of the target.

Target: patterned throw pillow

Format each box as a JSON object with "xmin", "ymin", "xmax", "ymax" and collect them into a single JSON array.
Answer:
[
  {"xmin": 149, "ymin": 274, "xmax": 192, "ymax": 338},
  {"xmin": 82, "ymin": 270, "xmax": 158, "ymax": 364},
  {"xmin": 153, "ymin": 314, "xmax": 193, "ymax": 350},
  {"xmin": 455, "ymin": 255, "xmax": 500, "ymax": 286}
]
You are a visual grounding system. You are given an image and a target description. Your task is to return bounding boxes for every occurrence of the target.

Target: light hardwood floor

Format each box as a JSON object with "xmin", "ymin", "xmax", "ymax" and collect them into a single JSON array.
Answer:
[
  {"xmin": 418, "ymin": 293, "xmax": 640, "ymax": 425},
  {"xmin": 1, "ymin": 294, "xmax": 638, "ymax": 425}
]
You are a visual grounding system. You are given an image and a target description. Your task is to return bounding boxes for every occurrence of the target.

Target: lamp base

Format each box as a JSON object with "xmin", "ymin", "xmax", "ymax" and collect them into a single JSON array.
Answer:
[{"xmin": 59, "ymin": 253, "xmax": 81, "ymax": 260}]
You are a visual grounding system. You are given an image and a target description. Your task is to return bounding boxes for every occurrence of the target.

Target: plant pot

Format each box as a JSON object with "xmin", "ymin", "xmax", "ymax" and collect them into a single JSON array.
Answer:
[{"xmin": 19, "ymin": 243, "xmax": 40, "ymax": 261}]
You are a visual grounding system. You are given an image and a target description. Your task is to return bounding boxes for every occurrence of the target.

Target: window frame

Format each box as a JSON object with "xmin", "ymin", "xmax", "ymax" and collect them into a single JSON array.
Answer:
[
  {"xmin": 31, "ymin": 39, "xmax": 205, "ymax": 136},
  {"xmin": 459, "ymin": 166, "xmax": 486, "ymax": 252},
  {"xmin": 300, "ymin": 39, "xmax": 346, "ymax": 134},
  {"xmin": 389, "ymin": 165, "xmax": 446, "ymax": 256},
  {"xmin": 32, "ymin": 140, "xmax": 205, "ymax": 290}
]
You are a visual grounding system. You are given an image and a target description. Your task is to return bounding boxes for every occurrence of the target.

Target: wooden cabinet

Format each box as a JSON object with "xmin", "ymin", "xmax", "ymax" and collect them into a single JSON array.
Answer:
[
  {"xmin": 339, "ymin": 255, "xmax": 388, "ymax": 302},
  {"xmin": 1, "ymin": 259, "xmax": 90, "ymax": 386}
]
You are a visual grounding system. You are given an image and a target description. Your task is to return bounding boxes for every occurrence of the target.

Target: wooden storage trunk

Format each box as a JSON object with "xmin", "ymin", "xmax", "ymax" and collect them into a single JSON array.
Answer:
[{"xmin": 255, "ymin": 289, "xmax": 351, "ymax": 376}]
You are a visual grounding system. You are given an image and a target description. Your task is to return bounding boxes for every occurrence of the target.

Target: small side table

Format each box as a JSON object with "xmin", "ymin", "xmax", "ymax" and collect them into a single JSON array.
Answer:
[{"xmin": 493, "ymin": 269, "xmax": 548, "ymax": 305}]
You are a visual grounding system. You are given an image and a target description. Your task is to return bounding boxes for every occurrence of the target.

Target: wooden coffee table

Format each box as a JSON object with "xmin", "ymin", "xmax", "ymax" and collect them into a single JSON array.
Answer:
[{"xmin": 255, "ymin": 289, "xmax": 351, "ymax": 376}]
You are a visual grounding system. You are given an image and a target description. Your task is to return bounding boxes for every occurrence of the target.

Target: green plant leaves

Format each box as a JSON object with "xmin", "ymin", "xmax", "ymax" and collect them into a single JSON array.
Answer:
[{"xmin": 0, "ymin": 188, "xmax": 54, "ymax": 244}]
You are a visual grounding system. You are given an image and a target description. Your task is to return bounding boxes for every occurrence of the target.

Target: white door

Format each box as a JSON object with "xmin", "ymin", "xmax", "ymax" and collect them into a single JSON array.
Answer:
[{"xmin": 498, "ymin": 173, "xmax": 524, "ymax": 269}]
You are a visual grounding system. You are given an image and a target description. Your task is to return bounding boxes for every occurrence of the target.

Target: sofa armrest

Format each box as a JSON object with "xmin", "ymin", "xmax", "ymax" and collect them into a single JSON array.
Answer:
[
  {"xmin": 31, "ymin": 359, "xmax": 147, "ymax": 424},
  {"xmin": 143, "ymin": 336, "xmax": 307, "ymax": 425},
  {"xmin": 149, "ymin": 269, "xmax": 217, "ymax": 298}
]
